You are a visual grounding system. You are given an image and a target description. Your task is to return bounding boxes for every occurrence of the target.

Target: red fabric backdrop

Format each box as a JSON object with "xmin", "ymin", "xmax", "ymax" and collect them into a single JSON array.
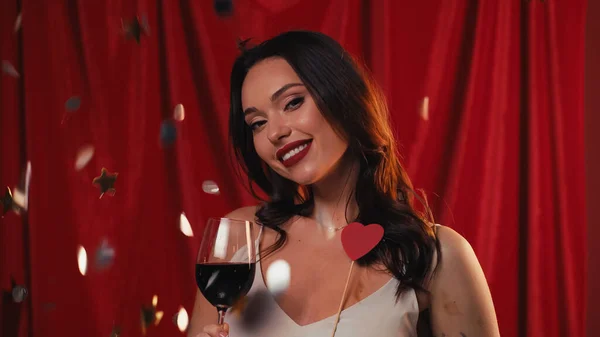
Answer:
[{"xmin": 0, "ymin": 1, "xmax": 587, "ymax": 337}]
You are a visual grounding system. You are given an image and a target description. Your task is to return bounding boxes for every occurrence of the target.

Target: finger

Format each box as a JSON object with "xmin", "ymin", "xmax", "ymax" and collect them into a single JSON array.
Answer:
[
  {"xmin": 202, "ymin": 324, "xmax": 226, "ymax": 336},
  {"xmin": 222, "ymin": 323, "xmax": 230, "ymax": 333},
  {"xmin": 193, "ymin": 333, "xmax": 211, "ymax": 337}
]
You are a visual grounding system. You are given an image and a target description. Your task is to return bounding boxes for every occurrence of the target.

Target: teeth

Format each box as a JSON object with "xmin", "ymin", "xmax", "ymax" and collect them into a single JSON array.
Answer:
[{"xmin": 282, "ymin": 144, "xmax": 308, "ymax": 161}]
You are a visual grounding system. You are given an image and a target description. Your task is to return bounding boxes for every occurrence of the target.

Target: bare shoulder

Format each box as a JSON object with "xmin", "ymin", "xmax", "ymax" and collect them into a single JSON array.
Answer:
[
  {"xmin": 428, "ymin": 225, "xmax": 500, "ymax": 336},
  {"xmin": 224, "ymin": 205, "xmax": 260, "ymax": 222}
]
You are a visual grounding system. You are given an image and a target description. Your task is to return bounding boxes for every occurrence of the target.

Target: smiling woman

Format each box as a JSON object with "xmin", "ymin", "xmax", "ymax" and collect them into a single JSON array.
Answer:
[{"xmin": 188, "ymin": 31, "xmax": 500, "ymax": 337}]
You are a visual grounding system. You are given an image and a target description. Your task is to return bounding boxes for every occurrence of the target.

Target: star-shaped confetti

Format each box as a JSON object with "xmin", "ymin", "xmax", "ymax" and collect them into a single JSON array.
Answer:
[
  {"xmin": 140, "ymin": 295, "xmax": 164, "ymax": 335},
  {"xmin": 122, "ymin": 15, "xmax": 150, "ymax": 44},
  {"xmin": 1, "ymin": 186, "xmax": 15, "ymax": 217},
  {"xmin": 92, "ymin": 168, "xmax": 118, "ymax": 198}
]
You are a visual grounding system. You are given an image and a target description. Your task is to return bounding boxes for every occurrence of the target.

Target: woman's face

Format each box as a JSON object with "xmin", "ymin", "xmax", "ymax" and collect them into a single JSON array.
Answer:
[{"xmin": 241, "ymin": 57, "xmax": 348, "ymax": 186}]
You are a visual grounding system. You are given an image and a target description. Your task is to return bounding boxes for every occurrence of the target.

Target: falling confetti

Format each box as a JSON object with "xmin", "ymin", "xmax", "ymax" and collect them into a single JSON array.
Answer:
[
  {"xmin": 214, "ymin": 0, "xmax": 234, "ymax": 16},
  {"xmin": 110, "ymin": 325, "xmax": 121, "ymax": 337},
  {"xmin": 419, "ymin": 96, "xmax": 429, "ymax": 121},
  {"xmin": 159, "ymin": 120, "xmax": 177, "ymax": 147},
  {"xmin": 77, "ymin": 245, "xmax": 88, "ymax": 276},
  {"xmin": 75, "ymin": 145, "xmax": 95, "ymax": 171},
  {"xmin": 92, "ymin": 168, "xmax": 118, "ymax": 198},
  {"xmin": 2, "ymin": 60, "xmax": 19, "ymax": 78},
  {"xmin": 265, "ymin": 259, "xmax": 291, "ymax": 296},
  {"xmin": 179, "ymin": 213, "xmax": 194, "ymax": 237},
  {"xmin": 65, "ymin": 96, "xmax": 81, "ymax": 112},
  {"xmin": 173, "ymin": 103, "xmax": 185, "ymax": 121},
  {"xmin": 202, "ymin": 180, "xmax": 220, "ymax": 195},
  {"xmin": 172, "ymin": 306, "xmax": 189, "ymax": 333},
  {"xmin": 11, "ymin": 161, "xmax": 31, "ymax": 212},
  {"xmin": 11, "ymin": 285, "xmax": 28, "ymax": 303},
  {"xmin": 94, "ymin": 239, "xmax": 115, "ymax": 270},
  {"xmin": 14, "ymin": 13, "xmax": 22, "ymax": 33},
  {"xmin": 122, "ymin": 15, "xmax": 150, "ymax": 44},
  {"xmin": 141, "ymin": 295, "xmax": 164, "ymax": 335},
  {"xmin": 1, "ymin": 186, "xmax": 15, "ymax": 217}
]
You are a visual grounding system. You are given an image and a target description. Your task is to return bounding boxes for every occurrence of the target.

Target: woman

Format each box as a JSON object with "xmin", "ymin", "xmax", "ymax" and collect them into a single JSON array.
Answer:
[{"xmin": 189, "ymin": 31, "xmax": 499, "ymax": 337}]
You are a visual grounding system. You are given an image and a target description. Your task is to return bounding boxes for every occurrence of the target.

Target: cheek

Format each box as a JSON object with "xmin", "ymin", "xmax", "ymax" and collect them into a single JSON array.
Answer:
[{"xmin": 253, "ymin": 136, "xmax": 273, "ymax": 162}]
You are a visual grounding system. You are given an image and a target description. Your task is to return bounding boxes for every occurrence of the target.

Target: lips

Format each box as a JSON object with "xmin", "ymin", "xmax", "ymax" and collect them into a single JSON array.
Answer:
[{"xmin": 275, "ymin": 139, "xmax": 313, "ymax": 160}]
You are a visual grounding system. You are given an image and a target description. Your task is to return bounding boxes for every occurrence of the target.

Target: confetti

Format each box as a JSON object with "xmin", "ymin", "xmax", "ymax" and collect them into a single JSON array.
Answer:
[
  {"xmin": 11, "ymin": 285, "xmax": 28, "ymax": 303},
  {"xmin": 92, "ymin": 168, "xmax": 118, "ymax": 198},
  {"xmin": 202, "ymin": 180, "xmax": 220, "ymax": 195},
  {"xmin": 160, "ymin": 120, "xmax": 177, "ymax": 147},
  {"xmin": 1, "ymin": 186, "xmax": 15, "ymax": 217},
  {"xmin": 11, "ymin": 161, "xmax": 31, "ymax": 212},
  {"xmin": 179, "ymin": 213, "xmax": 194, "ymax": 237},
  {"xmin": 173, "ymin": 103, "xmax": 185, "ymax": 121},
  {"xmin": 94, "ymin": 239, "xmax": 115, "ymax": 270},
  {"xmin": 419, "ymin": 96, "xmax": 429, "ymax": 121},
  {"xmin": 77, "ymin": 245, "xmax": 88, "ymax": 276},
  {"xmin": 2, "ymin": 60, "xmax": 19, "ymax": 78},
  {"xmin": 172, "ymin": 306, "xmax": 189, "ymax": 333},
  {"xmin": 65, "ymin": 96, "xmax": 81, "ymax": 112},
  {"xmin": 214, "ymin": 0, "xmax": 233, "ymax": 16},
  {"xmin": 141, "ymin": 295, "xmax": 164, "ymax": 335},
  {"xmin": 75, "ymin": 145, "xmax": 95, "ymax": 171},
  {"xmin": 14, "ymin": 13, "xmax": 22, "ymax": 33},
  {"xmin": 265, "ymin": 259, "xmax": 291, "ymax": 296},
  {"xmin": 122, "ymin": 15, "xmax": 150, "ymax": 44},
  {"xmin": 110, "ymin": 325, "xmax": 121, "ymax": 337}
]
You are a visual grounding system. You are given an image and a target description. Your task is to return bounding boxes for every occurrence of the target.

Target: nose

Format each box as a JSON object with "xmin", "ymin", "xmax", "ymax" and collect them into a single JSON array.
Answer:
[{"xmin": 267, "ymin": 118, "xmax": 291, "ymax": 143}]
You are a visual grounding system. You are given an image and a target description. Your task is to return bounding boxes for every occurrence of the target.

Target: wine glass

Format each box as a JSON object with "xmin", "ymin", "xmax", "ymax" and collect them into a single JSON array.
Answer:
[{"xmin": 196, "ymin": 217, "xmax": 258, "ymax": 326}]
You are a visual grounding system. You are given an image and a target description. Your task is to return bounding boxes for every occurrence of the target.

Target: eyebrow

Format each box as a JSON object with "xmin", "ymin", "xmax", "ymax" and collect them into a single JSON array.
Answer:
[{"xmin": 243, "ymin": 82, "xmax": 304, "ymax": 116}]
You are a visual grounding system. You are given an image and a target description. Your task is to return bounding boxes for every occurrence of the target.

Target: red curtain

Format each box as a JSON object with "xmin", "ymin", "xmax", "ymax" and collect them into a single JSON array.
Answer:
[{"xmin": 0, "ymin": 1, "xmax": 587, "ymax": 337}]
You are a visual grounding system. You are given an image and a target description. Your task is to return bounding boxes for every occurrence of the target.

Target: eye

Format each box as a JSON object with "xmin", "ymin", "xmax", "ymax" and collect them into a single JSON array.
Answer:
[
  {"xmin": 284, "ymin": 96, "xmax": 304, "ymax": 111},
  {"xmin": 250, "ymin": 120, "xmax": 266, "ymax": 131}
]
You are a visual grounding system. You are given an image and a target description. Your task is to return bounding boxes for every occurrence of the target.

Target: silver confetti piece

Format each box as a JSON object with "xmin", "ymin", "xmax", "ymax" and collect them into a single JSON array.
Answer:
[
  {"xmin": 12, "ymin": 285, "xmax": 28, "ymax": 303},
  {"xmin": 202, "ymin": 180, "xmax": 220, "ymax": 195},
  {"xmin": 65, "ymin": 96, "xmax": 81, "ymax": 112},
  {"xmin": 95, "ymin": 239, "xmax": 115, "ymax": 270},
  {"xmin": 75, "ymin": 145, "xmax": 95, "ymax": 171},
  {"xmin": 173, "ymin": 104, "xmax": 185, "ymax": 121},
  {"xmin": 2, "ymin": 60, "xmax": 20, "ymax": 78}
]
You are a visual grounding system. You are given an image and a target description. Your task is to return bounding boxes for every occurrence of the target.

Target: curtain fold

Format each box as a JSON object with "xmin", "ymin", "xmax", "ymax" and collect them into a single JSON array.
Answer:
[{"xmin": 0, "ymin": 1, "xmax": 586, "ymax": 336}]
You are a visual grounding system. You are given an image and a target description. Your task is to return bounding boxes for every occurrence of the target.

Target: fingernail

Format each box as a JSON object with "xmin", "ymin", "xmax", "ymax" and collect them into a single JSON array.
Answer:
[{"xmin": 219, "ymin": 333, "xmax": 228, "ymax": 337}]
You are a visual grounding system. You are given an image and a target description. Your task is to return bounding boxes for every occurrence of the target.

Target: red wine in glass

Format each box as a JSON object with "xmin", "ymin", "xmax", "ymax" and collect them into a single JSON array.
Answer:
[{"xmin": 196, "ymin": 218, "xmax": 258, "ymax": 326}]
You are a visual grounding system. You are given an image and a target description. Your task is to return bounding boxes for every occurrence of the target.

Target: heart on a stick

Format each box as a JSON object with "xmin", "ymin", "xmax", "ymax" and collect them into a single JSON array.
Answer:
[{"xmin": 341, "ymin": 222, "xmax": 384, "ymax": 261}]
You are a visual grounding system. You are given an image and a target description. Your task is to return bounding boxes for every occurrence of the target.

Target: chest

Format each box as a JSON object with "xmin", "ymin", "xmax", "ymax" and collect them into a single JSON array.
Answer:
[{"xmin": 258, "ymin": 230, "xmax": 393, "ymax": 326}]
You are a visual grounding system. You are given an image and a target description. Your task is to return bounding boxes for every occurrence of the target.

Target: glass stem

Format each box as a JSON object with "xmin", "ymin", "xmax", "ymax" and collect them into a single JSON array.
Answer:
[{"xmin": 217, "ymin": 307, "xmax": 227, "ymax": 325}]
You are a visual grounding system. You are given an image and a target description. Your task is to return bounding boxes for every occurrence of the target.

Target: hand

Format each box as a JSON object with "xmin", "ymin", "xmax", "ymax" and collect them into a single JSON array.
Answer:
[{"xmin": 194, "ymin": 323, "xmax": 229, "ymax": 337}]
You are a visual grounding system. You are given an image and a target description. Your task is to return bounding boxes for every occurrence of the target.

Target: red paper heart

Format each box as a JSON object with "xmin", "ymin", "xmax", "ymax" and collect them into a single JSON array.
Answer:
[{"xmin": 341, "ymin": 222, "xmax": 384, "ymax": 261}]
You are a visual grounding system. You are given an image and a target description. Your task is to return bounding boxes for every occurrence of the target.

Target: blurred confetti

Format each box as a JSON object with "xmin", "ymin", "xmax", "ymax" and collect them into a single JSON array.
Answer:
[
  {"xmin": 122, "ymin": 15, "xmax": 150, "ymax": 44},
  {"xmin": 65, "ymin": 96, "xmax": 81, "ymax": 112},
  {"xmin": 419, "ymin": 96, "xmax": 429, "ymax": 121},
  {"xmin": 179, "ymin": 213, "xmax": 194, "ymax": 237},
  {"xmin": 75, "ymin": 145, "xmax": 95, "ymax": 171},
  {"xmin": 265, "ymin": 259, "xmax": 291, "ymax": 296},
  {"xmin": 77, "ymin": 245, "xmax": 88, "ymax": 276},
  {"xmin": 141, "ymin": 295, "xmax": 164, "ymax": 335},
  {"xmin": 2, "ymin": 60, "xmax": 19, "ymax": 78},
  {"xmin": 214, "ymin": 0, "xmax": 233, "ymax": 16},
  {"xmin": 94, "ymin": 239, "xmax": 115, "ymax": 270},
  {"xmin": 173, "ymin": 103, "xmax": 185, "ymax": 121},
  {"xmin": 11, "ymin": 285, "xmax": 28, "ymax": 303},
  {"xmin": 172, "ymin": 306, "xmax": 189, "ymax": 333},
  {"xmin": 14, "ymin": 13, "xmax": 22, "ymax": 33},
  {"xmin": 160, "ymin": 120, "xmax": 177, "ymax": 147},
  {"xmin": 11, "ymin": 161, "xmax": 31, "ymax": 212},
  {"xmin": 202, "ymin": 180, "xmax": 220, "ymax": 195},
  {"xmin": 93, "ymin": 168, "xmax": 118, "ymax": 198},
  {"xmin": 1, "ymin": 187, "xmax": 15, "ymax": 217},
  {"xmin": 110, "ymin": 325, "xmax": 121, "ymax": 337}
]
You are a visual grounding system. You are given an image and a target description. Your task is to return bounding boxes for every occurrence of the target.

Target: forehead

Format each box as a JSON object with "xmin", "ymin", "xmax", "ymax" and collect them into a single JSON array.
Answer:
[{"xmin": 241, "ymin": 57, "xmax": 302, "ymax": 107}]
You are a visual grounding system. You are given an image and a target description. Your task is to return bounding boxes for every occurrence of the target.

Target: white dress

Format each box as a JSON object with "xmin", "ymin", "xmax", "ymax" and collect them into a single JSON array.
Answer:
[{"xmin": 224, "ymin": 228, "xmax": 420, "ymax": 337}]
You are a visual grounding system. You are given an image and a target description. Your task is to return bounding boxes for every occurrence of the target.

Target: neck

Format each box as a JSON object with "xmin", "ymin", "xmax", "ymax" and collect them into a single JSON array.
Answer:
[{"xmin": 310, "ymin": 153, "xmax": 360, "ymax": 230}]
